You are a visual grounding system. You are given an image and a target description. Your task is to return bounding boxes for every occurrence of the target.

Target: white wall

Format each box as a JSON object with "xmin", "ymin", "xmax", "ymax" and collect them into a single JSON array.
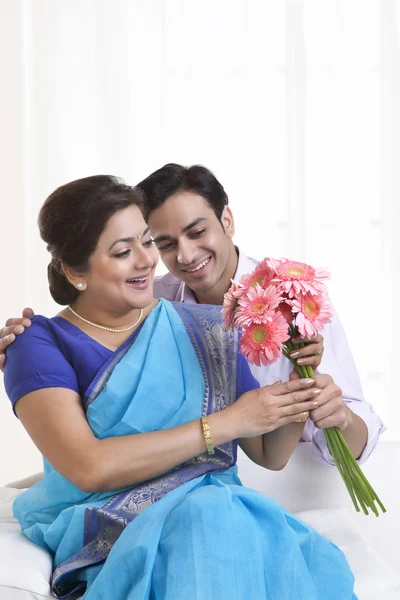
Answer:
[{"xmin": 1, "ymin": 0, "xmax": 399, "ymax": 484}]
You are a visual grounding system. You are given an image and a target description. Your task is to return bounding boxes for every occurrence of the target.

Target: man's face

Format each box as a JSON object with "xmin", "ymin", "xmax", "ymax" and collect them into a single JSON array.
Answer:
[{"xmin": 148, "ymin": 191, "xmax": 236, "ymax": 298}]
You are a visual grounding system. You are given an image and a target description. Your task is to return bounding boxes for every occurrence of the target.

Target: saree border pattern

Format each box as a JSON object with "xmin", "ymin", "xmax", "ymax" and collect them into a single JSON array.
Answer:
[{"xmin": 51, "ymin": 301, "xmax": 240, "ymax": 597}]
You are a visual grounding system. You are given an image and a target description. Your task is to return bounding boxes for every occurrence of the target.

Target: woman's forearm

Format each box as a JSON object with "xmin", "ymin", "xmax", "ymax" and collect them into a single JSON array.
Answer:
[
  {"xmin": 260, "ymin": 422, "xmax": 306, "ymax": 470},
  {"xmin": 259, "ymin": 408, "xmax": 368, "ymax": 470},
  {"xmin": 88, "ymin": 409, "xmax": 238, "ymax": 492},
  {"xmin": 16, "ymin": 382, "xmax": 319, "ymax": 493}
]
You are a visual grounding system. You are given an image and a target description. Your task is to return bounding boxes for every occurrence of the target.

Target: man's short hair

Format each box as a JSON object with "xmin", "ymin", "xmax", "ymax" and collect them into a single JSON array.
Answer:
[{"xmin": 137, "ymin": 163, "xmax": 229, "ymax": 221}]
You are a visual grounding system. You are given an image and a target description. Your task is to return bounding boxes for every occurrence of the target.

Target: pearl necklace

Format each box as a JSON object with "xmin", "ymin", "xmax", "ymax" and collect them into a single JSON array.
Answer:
[{"xmin": 67, "ymin": 305, "xmax": 143, "ymax": 333}]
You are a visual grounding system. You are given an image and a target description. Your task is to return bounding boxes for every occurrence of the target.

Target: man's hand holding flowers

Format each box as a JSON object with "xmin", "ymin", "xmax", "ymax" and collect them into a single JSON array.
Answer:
[{"xmin": 223, "ymin": 257, "xmax": 385, "ymax": 516}]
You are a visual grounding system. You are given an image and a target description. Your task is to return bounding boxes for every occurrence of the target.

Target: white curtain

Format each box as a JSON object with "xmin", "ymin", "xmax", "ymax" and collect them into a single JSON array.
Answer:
[{"xmin": 0, "ymin": 0, "xmax": 399, "ymax": 482}]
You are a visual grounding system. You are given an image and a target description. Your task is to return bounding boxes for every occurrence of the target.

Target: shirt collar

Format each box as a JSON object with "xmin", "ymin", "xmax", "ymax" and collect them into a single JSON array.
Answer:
[
  {"xmin": 232, "ymin": 247, "xmax": 259, "ymax": 282},
  {"xmin": 179, "ymin": 281, "xmax": 198, "ymax": 303}
]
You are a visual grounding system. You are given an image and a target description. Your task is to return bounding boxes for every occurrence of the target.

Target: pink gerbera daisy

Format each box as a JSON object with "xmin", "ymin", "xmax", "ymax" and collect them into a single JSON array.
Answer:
[
  {"xmin": 290, "ymin": 292, "xmax": 333, "ymax": 338},
  {"xmin": 267, "ymin": 257, "xmax": 330, "ymax": 298},
  {"xmin": 222, "ymin": 289, "xmax": 239, "ymax": 329},
  {"xmin": 222, "ymin": 279, "xmax": 250, "ymax": 328},
  {"xmin": 239, "ymin": 312, "xmax": 290, "ymax": 366},
  {"xmin": 235, "ymin": 284, "xmax": 281, "ymax": 327},
  {"xmin": 240, "ymin": 258, "xmax": 274, "ymax": 290}
]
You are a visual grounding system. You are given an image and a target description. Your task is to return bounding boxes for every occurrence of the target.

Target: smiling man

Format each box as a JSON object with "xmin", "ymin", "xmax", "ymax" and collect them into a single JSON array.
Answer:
[
  {"xmin": 138, "ymin": 163, "xmax": 384, "ymax": 466},
  {"xmin": 145, "ymin": 182, "xmax": 237, "ymax": 306}
]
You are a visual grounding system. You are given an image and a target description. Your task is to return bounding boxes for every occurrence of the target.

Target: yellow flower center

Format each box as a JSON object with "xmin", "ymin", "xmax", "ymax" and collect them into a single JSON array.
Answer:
[
  {"xmin": 252, "ymin": 327, "xmax": 267, "ymax": 343},
  {"xmin": 286, "ymin": 267, "xmax": 304, "ymax": 276},
  {"xmin": 304, "ymin": 301, "xmax": 317, "ymax": 316},
  {"xmin": 253, "ymin": 303, "xmax": 265, "ymax": 313},
  {"xmin": 251, "ymin": 276, "xmax": 264, "ymax": 287}
]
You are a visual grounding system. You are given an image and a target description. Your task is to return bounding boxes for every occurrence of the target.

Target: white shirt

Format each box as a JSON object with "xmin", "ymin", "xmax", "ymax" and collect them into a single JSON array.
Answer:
[{"xmin": 154, "ymin": 248, "xmax": 385, "ymax": 465}]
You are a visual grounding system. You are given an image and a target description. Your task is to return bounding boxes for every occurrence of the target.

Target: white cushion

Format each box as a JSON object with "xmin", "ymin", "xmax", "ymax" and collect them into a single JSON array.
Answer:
[
  {"xmin": 2, "ymin": 441, "xmax": 400, "ymax": 600},
  {"xmin": 0, "ymin": 488, "xmax": 53, "ymax": 599},
  {"xmin": 238, "ymin": 440, "xmax": 400, "ymax": 575},
  {"xmin": 296, "ymin": 507, "xmax": 400, "ymax": 600}
]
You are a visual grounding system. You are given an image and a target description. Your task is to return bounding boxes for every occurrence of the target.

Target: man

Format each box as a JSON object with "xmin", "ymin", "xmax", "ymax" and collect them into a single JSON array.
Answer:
[{"xmin": 0, "ymin": 164, "xmax": 384, "ymax": 467}]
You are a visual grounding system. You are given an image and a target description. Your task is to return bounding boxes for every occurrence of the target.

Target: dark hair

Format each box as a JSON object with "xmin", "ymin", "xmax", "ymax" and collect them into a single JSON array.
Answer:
[
  {"xmin": 137, "ymin": 163, "xmax": 229, "ymax": 221},
  {"xmin": 39, "ymin": 175, "xmax": 145, "ymax": 306}
]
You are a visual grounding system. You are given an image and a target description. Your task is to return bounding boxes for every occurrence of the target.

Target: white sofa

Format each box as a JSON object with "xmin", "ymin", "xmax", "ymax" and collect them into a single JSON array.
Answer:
[{"xmin": 0, "ymin": 440, "xmax": 399, "ymax": 599}]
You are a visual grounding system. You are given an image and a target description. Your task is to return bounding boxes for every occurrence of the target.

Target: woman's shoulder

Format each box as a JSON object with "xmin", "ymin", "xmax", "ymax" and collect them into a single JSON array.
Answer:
[
  {"xmin": 7, "ymin": 314, "xmax": 88, "ymax": 359},
  {"xmin": 4, "ymin": 315, "xmax": 81, "ymax": 407},
  {"xmin": 29, "ymin": 314, "xmax": 60, "ymax": 329},
  {"xmin": 13, "ymin": 314, "xmax": 68, "ymax": 345}
]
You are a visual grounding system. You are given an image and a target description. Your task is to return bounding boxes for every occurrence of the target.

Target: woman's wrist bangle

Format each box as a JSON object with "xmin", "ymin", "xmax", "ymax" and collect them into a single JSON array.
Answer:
[{"xmin": 201, "ymin": 416, "xmax": 215, "ymax": 455}]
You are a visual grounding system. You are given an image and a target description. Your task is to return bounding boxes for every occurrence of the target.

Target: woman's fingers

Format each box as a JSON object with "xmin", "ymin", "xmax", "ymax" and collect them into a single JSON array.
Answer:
[
  {"xmin": 280, "ymin": 398, "xmax": 316, "ymax": 420},
  {"xmin": 270, "ymin": 379, "xmax": 322, "ymax": 407},
  {"xmin": 271, "ymin": 378, "xmax": 313, "ymax": 396}
]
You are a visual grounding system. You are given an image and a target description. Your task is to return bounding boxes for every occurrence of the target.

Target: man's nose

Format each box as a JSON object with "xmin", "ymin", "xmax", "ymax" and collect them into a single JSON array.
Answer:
[{"xmin": 177, "ymin": 240, "xmax": 196, "ymax": 265}]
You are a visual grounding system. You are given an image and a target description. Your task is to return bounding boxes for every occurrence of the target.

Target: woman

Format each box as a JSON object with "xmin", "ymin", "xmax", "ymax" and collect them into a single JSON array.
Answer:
[{"xmin": 4, "ymin": 175, "xmax": 357, "ymax": 599}]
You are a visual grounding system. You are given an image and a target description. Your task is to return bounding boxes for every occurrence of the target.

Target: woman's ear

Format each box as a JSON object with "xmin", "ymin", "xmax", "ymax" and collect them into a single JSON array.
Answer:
[
  {"xmin": 221, "ymin": 206, "xmax": 235, "ymax": 239},
  {"xmin": 61, "ymin": 264, "xmax": 87, "ymax": 291}
]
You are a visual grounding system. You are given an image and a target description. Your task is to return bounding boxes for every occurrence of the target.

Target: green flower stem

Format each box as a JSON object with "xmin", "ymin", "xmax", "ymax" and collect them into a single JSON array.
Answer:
[
  {"xmin": 331, "ymin": 428, "xmax": 376, "ymax": 511},
  {"xmin": 330, "ymin": 429, "xmax": 372, "ymax": 515},
  {"xmin": 343, "ymin": 444, "xmax": 381, "ymax": 500},
  {"xmin": 353, "ymin": 465, "xmax": 386, "ymax": 513},
  {"xmin": 284, "ymin": 324, "xmax": 386, "ymax": 516},
  {"xmin": 325, "ymin": 433, "xmax": 360, "ymax": 512},
  {"xmin": 305, "ymin": 364, "xmax": 314, "ymax": 379},
  {"xmin": 332, "ymin": 428, "xmax": 385, "ymax": 516},
  {"xmin": 284, "ymin": 353, "xmax": 308, "ymax": 378},
  {"xmin": 282, "ymin": 346, "xmax": 306, "ymax": 378},
  {"xmin": 327, "ymin": 429, "xmax": 361, "ymax": 507},
  {"xmin": 284, "ymin": 341, "xmax": 309, "ymax": 379},
  {"xmin": 333, "ymin": 430, "xmax": 386, "ymax": 515},
  {"xmin": 295, "ymin": 340, "xmax": 314, "ymax": 379}
]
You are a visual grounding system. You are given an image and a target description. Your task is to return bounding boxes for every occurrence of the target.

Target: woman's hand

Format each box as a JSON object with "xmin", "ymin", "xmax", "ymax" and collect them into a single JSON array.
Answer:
[
  {"xmin": 289, "ymin": 333, "xmax": 324, "ymax": 369},
  {"xmin": 230, "ymin": 378, "xmax": 322, "ymax": 439}
]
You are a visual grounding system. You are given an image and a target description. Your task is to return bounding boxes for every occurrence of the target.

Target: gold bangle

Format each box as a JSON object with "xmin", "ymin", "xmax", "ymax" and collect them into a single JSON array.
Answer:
[{"xmin": 201, "ymin": 416, "xmax": 215, "ymax": 455}]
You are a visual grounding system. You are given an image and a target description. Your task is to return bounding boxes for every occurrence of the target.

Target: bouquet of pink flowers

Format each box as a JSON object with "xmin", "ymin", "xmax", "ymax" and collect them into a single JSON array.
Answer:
[{"xmin": 223, "ymin": 257, "xmax": 385, "ymax": 516}]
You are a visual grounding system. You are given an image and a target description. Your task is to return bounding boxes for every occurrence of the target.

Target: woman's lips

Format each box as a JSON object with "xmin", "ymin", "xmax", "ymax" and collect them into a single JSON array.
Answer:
[{"xmin": 126, "ymin": 275, "xmax": 150, "ymax": 290}]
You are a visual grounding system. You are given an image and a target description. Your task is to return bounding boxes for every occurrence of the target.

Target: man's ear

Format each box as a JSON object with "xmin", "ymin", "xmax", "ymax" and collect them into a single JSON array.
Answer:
[
  {"xmin": 221, "ymin": 206, "xmax": 235, "ymax": 239},
  {"xmin": 61, "ymin": 264, "xmax": 88, "ymax": 291}
]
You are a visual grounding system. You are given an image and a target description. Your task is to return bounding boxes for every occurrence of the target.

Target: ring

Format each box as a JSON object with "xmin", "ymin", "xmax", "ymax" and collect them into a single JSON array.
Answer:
[
  {"xmin": 294, "ymin": 415, "xmax": 308, "ymax": 423},
  {"xmin": 314, "ymin": 348, "xmax": 321, "ymax": 356}
]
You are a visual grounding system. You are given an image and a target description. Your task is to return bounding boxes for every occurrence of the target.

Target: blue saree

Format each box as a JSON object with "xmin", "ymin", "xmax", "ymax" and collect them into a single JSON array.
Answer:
[{"xmin": 13, "ymin": 300, "xmax": 357, "ymax": 599}]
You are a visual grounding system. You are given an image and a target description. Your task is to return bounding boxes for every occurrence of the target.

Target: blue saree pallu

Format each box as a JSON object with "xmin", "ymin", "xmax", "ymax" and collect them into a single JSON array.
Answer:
[{"xmin": 13, "ymin": 300, "xmax": 357, "ymax": 599}]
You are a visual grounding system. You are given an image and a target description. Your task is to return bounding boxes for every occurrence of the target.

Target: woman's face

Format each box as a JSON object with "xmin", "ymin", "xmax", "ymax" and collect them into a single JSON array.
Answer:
[{"xmin": 82, "ymin": 205, "xmax": 159, "ymax": 314}]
